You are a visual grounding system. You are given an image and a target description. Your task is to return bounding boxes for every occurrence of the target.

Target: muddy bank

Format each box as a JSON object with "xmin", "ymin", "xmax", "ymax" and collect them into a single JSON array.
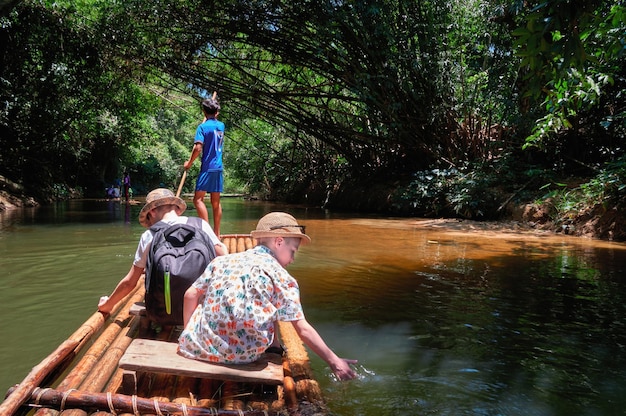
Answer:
[
  {"xmin": 0, "ymin": 176, "xmax": 38, "ymax": 210},
  {"xmin": 320, "ymin": 179, "xmax": 626, "ymax": 242},
  {"xmin": 508, "ymin": 199, "xmax": 626, "ymax": 241}
]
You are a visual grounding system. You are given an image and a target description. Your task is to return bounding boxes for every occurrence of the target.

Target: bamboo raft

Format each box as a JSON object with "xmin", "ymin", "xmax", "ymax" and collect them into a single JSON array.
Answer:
[{"xmin": 1, "ymin": 235, "xmax": 327, "ymax": 416}]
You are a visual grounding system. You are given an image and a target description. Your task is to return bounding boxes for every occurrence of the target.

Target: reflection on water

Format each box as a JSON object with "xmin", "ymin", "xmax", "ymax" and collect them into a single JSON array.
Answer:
[{"xmin": 2, "ymin": 199, "xmax": 626, "ymax": 415}]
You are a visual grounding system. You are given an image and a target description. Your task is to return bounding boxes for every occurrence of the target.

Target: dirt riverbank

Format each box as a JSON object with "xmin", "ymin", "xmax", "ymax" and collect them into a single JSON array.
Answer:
[{"xmin": 2, "ymin": 187, "xmax": 625, "ymax": 242}]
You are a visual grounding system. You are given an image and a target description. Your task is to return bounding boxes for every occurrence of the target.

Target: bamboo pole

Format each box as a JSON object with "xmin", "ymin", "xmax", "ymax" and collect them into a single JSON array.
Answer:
[
  {"xmin": 236, "ymin": 237, "xmax": 246, "ymax": 253},
  {"xmin": 16, "ymin": 387, "xmax": 282, "ymax": 416},
  {"xmin": 282, "ymin": 376, "xmax": 298, "ymax": 410},
  {"xmin": 54, "ymin": 289, "xmax": 143, "ymax": 393},
  {"xmin": 196, "ymin": 378, "xmax": 219, "ymax": 408},
  {"xmin": 220, "ymin": 236, "xmax": 229, "ymax": 251},
  {"xmin": 173, "ymin": 376, "xmax": 198, "ymax": 405},
  {"xmin": 176, "ymin": 170, "xmax": 188, "ymax": 198},
  {"xmin": 30, "ymin": 282, "xmax": 145, "ymax": 416},
  {"xmin": 103, "ymin": 368, "xmax": 125, "ymax": 394},
  {"xmin": 77, "ymin": 317, "xmax": 140, "ymax": 393},
  {"xmin": 220, "ymin": 382, "xmax": 244, "ymax": 411},
  {"xmin": 149, "ymin": 371, "xmax": 176, "ymax": 403},
  {"xmin": 277, "ymin": 321, "xmax": 324, "ymax": 403},
  {"xmin": 228, "ymin": 237, "xmax": 237, "ymax": 254},
  {"xmin": 0, "ymin": 339, "xmax": 79, "ymax": 416}
]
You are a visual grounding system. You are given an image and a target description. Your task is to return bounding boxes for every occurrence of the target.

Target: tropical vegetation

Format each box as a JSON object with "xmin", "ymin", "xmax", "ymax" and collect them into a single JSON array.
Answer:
[{"xmin": 0, "ymin": 0, "xmax": 624, "ymax": 229}]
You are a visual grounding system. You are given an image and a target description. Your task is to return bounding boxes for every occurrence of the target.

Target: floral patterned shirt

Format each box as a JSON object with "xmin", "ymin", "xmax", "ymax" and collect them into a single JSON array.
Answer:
[{"xmin": 177, "ymin": 245, "xmax": 304, "ymax": 363}]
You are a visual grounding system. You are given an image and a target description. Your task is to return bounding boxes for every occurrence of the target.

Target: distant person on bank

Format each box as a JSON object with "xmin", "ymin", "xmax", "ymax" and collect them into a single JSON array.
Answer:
[
  {"xmin": 178, "ymin": 212, "xmax": 358, "ymax": 381},
  {"xmin": 123, "ymin": 171, "xmax": 131, "ymax": 202}
]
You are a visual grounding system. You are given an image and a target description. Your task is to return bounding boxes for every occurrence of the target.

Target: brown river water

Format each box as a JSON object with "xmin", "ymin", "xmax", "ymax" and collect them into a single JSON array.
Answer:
[{"xmin": 2, "ymin": 197, "xmax": 626, "ymax": 415}]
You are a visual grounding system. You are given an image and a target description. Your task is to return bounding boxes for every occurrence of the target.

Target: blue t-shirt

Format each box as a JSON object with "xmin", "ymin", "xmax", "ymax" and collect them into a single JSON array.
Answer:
[{"xmin": 194, "ymin": 118, "xmax": 225, "ymax": 172}]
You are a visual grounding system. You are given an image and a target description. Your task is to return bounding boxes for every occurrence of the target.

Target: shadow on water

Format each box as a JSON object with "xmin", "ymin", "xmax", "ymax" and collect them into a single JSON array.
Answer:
[{"xmin": 3, "ymin": 199, "xmax": 626, "ymax": 415}]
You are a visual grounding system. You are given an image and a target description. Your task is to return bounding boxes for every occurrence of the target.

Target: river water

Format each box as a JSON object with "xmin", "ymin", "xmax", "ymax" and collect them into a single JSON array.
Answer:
[{"xmin": 2, "ymin": 198, "xmax": 626, "ymax": 415}]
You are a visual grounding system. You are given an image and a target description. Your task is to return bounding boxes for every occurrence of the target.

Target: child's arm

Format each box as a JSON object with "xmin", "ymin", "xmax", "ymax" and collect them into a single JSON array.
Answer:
[
  {"xmin": 291, "ymin": 318, "xmax": 358, "ymax": 380},
  {"xmin": 184, "ymin": 142, "xmax": 203, "ymax": 171},
  {"xmin": 182, "ymin": 286, "xmax": 202, "ymax": 326},
  {"xmin": 98, "ymin": 265, "xmax": 143, "ymax": 314}
]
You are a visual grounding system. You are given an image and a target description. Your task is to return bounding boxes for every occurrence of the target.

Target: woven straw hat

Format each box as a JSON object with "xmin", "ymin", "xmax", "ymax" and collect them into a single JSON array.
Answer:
[
  {"xmin": 138, "ymin": 188, "xmax": 187, "ymax": 227},
  {"xmin": 250, "ymin": 212, "xmax": 311, "ymax": 244}
]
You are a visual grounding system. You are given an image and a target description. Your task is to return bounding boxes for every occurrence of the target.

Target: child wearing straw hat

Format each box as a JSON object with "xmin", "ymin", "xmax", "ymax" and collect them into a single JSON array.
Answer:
[
  {"xmin": 98, "ymin": 188, "xmax": 228, "ymax": 316},
  {"xmin": 178, "ymin": 212, "xmax": 358, "ymax": 381}
]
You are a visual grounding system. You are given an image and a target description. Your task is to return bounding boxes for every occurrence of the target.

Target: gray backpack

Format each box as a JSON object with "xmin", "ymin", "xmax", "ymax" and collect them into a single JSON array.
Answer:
[{"xmin": 145, "ymin": 217, "xmax": 216, "ymax": 325}]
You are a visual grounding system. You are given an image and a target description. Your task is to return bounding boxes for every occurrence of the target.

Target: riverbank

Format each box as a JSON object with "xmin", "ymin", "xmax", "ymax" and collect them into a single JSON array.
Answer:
[
  {"xmin": 0, "ymin": 190, "xmax": 37, "ymax": 211},
  {"xmin": 2, "ymin": 186, "xmax": 625, "ymax": 242}
]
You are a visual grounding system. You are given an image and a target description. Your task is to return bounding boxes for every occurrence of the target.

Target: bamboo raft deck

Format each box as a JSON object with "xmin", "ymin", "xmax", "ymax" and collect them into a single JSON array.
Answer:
[{"xmin": 1, "ymin": 235, "xmax": 327, "ymax": 416}]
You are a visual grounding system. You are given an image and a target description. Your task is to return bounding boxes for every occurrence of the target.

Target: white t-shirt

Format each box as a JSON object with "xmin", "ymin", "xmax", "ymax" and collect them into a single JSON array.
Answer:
[{"xmin": 133, "ymin": 216, "xmax": 221, "ymax": 269}]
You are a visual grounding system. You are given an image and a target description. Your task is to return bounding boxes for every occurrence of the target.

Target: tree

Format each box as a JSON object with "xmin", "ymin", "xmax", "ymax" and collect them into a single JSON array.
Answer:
[
  {"xmin": 513, "ymin": 0, "xmax": 626, "ymax": 171},
  {"xmin": 0, "ymin": 1, "xmax": 183, "ymax": 198},
  {"xmin": 93, "ymin": 0, "xmax": 520, "ymax": 199}
]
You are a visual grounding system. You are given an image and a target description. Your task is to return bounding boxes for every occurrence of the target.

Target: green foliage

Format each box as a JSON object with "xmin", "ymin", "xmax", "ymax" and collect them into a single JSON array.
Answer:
[
  {"xmin": 0, "ymin": 1, "xmax": 171, "ymax": 198},
  {"xmin": 226, "ymin": 116, "xmax": 346, "ymax": 200},
  {"xmin": 81, "ymin": 0, "xmax": 537, "ymax": 203},
  {"xmin": 448, "ymin": 0, "xmax": 520, "ymax": 128},
  {"xmin": 1, "ymin": 0, "xmax": 624, "ymax": 213},
  {"xmin": 538, "ymin": 157, "xmax": 626, "ymax": 222},
  {"xmin": 0, "ymin": 2, "xmax": 102, "ymax": 195},
  {"xmin": 96, "ymin": 0, "xmax": 510, "ymax": 178},
  {"xmin": 395, "ymin": 165, "xmax": 503, "ymax": 219},
  {"xmin": 513, "ymin": 1, "xmax": 626, "ymax": 150},
  {"xmin": 138, "ymin": 97, "xmax": 202, "ymax": 193}
]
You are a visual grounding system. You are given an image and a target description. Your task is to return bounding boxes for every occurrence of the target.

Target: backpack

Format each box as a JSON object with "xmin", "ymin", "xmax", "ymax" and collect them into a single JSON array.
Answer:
[{"xmin": 145, "ymin": 216, "xmax": 216, "ymax": 325}]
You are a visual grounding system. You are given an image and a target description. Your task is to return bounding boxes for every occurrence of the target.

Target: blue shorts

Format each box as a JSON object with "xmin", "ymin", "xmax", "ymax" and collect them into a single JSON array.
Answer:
[{"xmin": 196, "ymin": 171, "xmax": 223, "ymax": 193}]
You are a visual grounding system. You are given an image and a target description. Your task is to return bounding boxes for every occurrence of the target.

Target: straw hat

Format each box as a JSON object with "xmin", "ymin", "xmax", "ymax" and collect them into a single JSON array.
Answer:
[
  {"xmin": 138, "ymin": 188, "xmax": 187, "ymax": 227},
  {"xmin": 250, "ymin": 212, "xmax": 311, "ymax": 244}
]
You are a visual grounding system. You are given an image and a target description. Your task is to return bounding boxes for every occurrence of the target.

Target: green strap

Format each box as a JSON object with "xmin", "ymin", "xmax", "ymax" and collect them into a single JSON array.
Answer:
[{"xmin": 164, "ymin": 269, "xmax": 171, "ymax": 315}]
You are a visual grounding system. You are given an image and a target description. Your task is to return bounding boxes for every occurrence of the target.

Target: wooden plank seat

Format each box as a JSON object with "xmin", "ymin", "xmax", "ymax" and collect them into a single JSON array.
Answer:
[{"xmin": 119, "ymin": 339, "xmax": 284, "ymax": 394}]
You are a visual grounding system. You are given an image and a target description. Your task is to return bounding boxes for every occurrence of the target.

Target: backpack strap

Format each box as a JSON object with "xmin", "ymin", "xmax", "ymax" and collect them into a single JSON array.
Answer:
[
  {"xmin": 145, "ymin": 221, "xmax": 170, "ymax": 294},
  {"xmin": 185, "ymin": 216, "xmax": 217, "ymax": 246},
  {"xmin": 185, "ymin": 216, "xmax": 203, "ymax": 230},
  {"xmin": 149, "ymin": 220, "xmax": 171, "ymax": 234}
]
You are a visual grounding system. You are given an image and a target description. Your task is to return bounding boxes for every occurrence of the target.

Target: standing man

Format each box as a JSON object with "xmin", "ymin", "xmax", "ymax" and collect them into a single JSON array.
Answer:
[{"xmin": 184, "ymin": 97, "xmax": 224, "ymax": 236}]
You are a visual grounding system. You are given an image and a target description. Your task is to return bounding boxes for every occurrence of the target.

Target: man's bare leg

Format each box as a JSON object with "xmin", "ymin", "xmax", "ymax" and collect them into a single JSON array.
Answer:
[
  {"xmin": 193, "ymin": 190, "xmax": 209, "ymax": 223},
  {"xmin": 209, "ymin": 191, "xmax": 222, "ymax": 236}
]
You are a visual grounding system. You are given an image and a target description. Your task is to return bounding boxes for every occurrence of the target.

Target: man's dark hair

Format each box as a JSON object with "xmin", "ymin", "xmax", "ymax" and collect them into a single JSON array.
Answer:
[{"xmin": 201, "ymin": 98, "xmax": 220, "ymax": 115}]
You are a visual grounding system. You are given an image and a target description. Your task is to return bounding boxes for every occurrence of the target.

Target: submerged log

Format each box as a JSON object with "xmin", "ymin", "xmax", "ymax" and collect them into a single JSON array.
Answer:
[{"xmin": 16, "ymin": 387, "xmax": 283, "ymax": 416}]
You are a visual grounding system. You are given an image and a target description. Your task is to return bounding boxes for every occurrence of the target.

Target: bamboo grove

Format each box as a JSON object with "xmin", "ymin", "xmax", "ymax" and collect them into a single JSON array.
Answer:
[{"xmin": 0, "ymin": 0, "xmax": 624, "ymax": 216}]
